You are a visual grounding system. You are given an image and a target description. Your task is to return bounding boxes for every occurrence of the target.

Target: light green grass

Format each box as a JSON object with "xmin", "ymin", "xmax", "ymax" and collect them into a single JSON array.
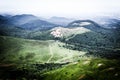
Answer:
[
  {"xmin": 48, "ymin": 41, "xmax": 86, "ymax": 63},
  {"xmin": 0, "ymin": 36, "xmax": 120, "ymax": 80},
  {"xmin": 42, "ymin": 58, "xmax": 120, "ymax": 80},
  {"xmin": 0, "ymin": 36, "xmax": 86, "ymax": 64},
  {"xmin": 0, "ymin": 36, "xmax": 51, "ymax": 63}
]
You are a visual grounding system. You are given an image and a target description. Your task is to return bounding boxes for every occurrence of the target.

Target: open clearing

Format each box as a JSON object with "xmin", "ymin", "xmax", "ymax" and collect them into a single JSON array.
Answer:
[
  {"xmin": 0, "ymin": 36, "xmax": 120, "ymax": 80},
  {"xmin": 0, "ymin": 36, "xmax": 86, "ymax": 64}
]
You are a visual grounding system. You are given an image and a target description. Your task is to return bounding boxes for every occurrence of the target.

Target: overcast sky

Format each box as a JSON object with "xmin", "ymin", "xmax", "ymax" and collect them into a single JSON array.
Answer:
[{"xmin": 0, "ymin": 0, "xmax": 120, "ymax": 18}]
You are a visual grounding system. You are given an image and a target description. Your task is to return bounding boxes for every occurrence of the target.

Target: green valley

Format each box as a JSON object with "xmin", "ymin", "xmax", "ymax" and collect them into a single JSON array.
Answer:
[{"xmin": 0, "ymin": 14, "xmax": 120, "ymax": 80}]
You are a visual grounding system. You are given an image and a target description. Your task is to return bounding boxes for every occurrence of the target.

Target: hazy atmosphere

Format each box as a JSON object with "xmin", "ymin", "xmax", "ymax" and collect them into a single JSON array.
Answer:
[
  {"xmin": 0, "ymin": 0, "xmax": 120, "ymax": 18},
  {"xmin": 0, "ymin": 0, "xmax": 120, "ymax": 80}
]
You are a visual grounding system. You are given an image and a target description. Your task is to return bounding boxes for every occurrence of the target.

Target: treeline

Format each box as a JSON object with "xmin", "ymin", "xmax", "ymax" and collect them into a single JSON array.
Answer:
[
  {"xmin": 60, "ymin": 30, "xmax": 120, "ymax": 59},
  {"xmin": 0, "ymin": 63, "xmax": 69, "ymax": 79}
]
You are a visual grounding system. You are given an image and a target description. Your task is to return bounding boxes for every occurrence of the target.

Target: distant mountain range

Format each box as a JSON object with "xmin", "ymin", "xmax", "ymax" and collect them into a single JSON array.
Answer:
[
  {"xmin": 9, "ymin": 14, "xmax": 39, "ymax": 25},
  {"xmin": 0, "ymin": 14, "xmax": 58, "ymax": 30},
  {"xmin": 0, "ymin": 14, "xmax": 60, "ymax": 37},
  {"xmin": 0, "ymin": 14, "xmax": 120, "ymax": 80},
  {"xmin": 46, "ymin": 16, "xmax": 75, "ymax": 26},
  {"xmin": 0, "ymin": 14, "xmax": 120, "ymax": 57},
  {"xmin": 91, "ymin": 16, "xmax": 120, "ymax": 29},
  {"xmin": 0, "ymin": 14, "xmax": 120, "ymax": 41},
  {"xmin": 1, "ymin": 14, "xmax": 120, "ymax": 29}
]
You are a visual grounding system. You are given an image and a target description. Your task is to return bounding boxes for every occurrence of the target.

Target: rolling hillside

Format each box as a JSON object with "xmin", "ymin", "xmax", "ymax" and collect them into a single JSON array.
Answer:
[
  {"xmin": 0, "ymin": 36, "xmax": 86, "ymax": 64},
  {"xmin": 0, "ymin": 36, "xmax": 120, "ymax": 80},
  {"xmin": 50, "ymin": 20, "xmax": 120, "ymax": 58},
  {"xmin": 42, "ymin": 58, "xmax": 120, "ymax": 80},
  {"xmin": 0, "ymin": 14, "xmax": 120, "ymax": 80}
]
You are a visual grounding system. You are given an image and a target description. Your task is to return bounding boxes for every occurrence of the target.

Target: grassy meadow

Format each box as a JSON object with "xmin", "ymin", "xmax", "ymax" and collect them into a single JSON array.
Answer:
[
  {"xmin": 0, "ymin": 36, "xmax": 120, "ymax": 80},
  {"xmin": 42, "ymin": 58, "xmax": 120, "ymax": 80},
  {"xmin": 0, "ymin": 36, "xmax": 86, "ymax": 64}
]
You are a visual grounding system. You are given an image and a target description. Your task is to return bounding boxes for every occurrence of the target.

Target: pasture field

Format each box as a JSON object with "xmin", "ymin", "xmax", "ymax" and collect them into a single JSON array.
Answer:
[
  {"xmin": 42, "ymin": 58, "xmax": 120, "ymax": 80},
  {"xmin": 0, "ymin": 36, "xmax": 120, "ymax": 80},
  {"xmin": 0, "ymin": 36, "xmax": 86, "ymax": 64}
]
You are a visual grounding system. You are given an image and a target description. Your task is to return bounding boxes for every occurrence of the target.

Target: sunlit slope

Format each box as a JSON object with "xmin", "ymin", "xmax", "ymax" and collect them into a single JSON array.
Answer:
[
  {"xmin": 0, "ymin": 36, "xmax": 86, "ymax": 64},
  {"xmin": 49, "ymin": 20, "xmax": 118, "ymax": 58},
  {"xmin": 42, "ymin": 58, "xmax": 120, "ymax": 80},
  {"xmin": 50, "ymin": 26, "xmax": 91, "ymax": 38}
]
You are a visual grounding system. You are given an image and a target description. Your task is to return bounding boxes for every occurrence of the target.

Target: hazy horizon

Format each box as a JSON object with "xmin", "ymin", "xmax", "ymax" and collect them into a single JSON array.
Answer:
[{"xmin": 0, "ymin": 0, "xmax": 120, "ymax": 18}]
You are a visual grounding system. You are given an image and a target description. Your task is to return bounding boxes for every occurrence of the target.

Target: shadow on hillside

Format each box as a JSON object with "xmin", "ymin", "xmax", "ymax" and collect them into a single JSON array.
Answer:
[{"xmin": 61, "ymin": 31, "xmax": 120, "ymax": 59}]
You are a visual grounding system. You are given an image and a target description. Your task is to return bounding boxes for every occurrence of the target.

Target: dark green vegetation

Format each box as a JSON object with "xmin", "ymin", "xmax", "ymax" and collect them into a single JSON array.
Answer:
[
  {"xmin": 0, "ymin": 62, "xmax": 67, "ymax": 79},
  {"xmin": 42, "ymin": 58, "xmax": 120, "ymax": 80},
  {"xmin": 0, "ymin": 36, "xmax": 120, "ymax": 80},
  {"xmin": 0, "ymin": 56, "xmax": 120, "ymax": 80},
  {"xmin": 0, "ymin": 36, "xmax": 85, "ymax": 64},
  {"xmin": 55, "ymin": 20, "xmax": 120, "ymax": 59},
  {"xmin": 0, "ymin": 14, "xmax": 120, "ymax": 80},
  {"xmin": 0, "ymin": 36, "xmax": 83, "ymax": 79},
  {"xmin": 0, "ymin": 36, "xmax": 50, "ymax": 63}
]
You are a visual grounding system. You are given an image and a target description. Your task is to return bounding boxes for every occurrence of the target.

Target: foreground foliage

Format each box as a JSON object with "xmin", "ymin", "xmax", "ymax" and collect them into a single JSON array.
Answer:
[
  {"xmin": 0, "ymin": 58, "xmax": 120, "ymax": 80},
  {"xmin": 42, "ymin": 58, "xmax": 120, "ymax": 80}
]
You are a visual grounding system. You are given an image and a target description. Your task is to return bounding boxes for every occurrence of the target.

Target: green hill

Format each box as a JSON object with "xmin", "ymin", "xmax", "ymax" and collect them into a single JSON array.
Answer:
[
  {"xmin": 0, "ymin": 36, "xmax": 120, "ymax": 80},
  {"xmin": 0, "ymin": 36, "xmax": 86, "ymax": 64},
  {"xmin": 42, "ymin": 58, "xmax": 120, "ymax": 80},
  {"xmin": 0, "ymin": 18, "xmax": 120, "ymax": 80}
]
